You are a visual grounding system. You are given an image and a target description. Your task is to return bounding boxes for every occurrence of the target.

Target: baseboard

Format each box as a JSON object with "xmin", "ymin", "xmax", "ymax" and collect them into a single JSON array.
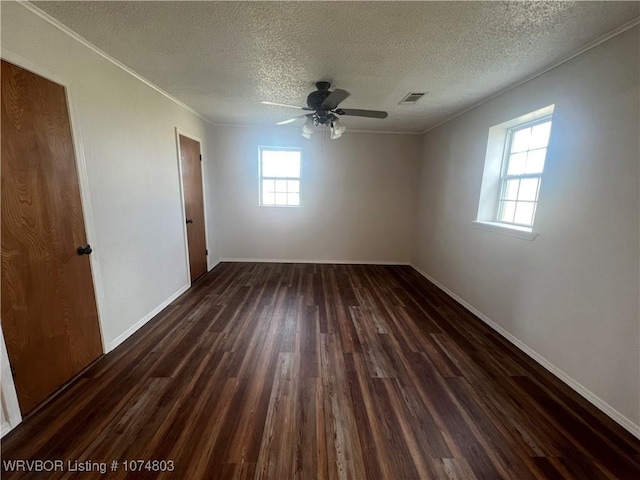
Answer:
[
  {"xmin": 106, "ymin": 283, "xmax": 190, "ymax": 353},
  {"xmin": 208, "ymin": 258, "xmax": 221, "ymax": 271},
  {"xmin": 410, "ymin": 264, "xmax": 640, "ymax": 440},
  {"xmin": 219, "ymin": 257, "xmax": 410, "ymax": 266}
]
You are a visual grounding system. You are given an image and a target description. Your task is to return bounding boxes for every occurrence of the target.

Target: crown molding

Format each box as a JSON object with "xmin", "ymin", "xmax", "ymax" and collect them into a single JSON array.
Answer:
[
  {"xmin": 17, "ymin": 0, "xmax": 214, "ymax": 126},
  {"xmin": 422, "ymin": 16, "xmax": 640, "ymax": 135}
]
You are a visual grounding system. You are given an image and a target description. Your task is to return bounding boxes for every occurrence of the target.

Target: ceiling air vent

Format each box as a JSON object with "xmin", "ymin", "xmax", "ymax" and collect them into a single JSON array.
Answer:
[{"xmin": 399, "ymin": 92, "xmax": 426, "ymax": 105}]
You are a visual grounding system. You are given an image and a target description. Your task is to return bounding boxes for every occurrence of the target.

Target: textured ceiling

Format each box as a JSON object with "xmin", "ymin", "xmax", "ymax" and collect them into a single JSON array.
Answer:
[{"xmin": 32, "ymin": 1, "xmax": 639, "ymax": 133}]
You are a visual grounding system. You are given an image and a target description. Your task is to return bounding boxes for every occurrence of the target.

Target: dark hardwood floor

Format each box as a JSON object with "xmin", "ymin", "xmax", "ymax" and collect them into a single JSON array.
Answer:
[{"xmin": 2, "ymin": 263, "xmax": 639, "ymax": 479}]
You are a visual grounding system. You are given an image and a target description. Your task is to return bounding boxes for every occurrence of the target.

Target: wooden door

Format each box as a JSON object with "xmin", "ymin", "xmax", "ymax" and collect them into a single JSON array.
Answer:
[
  {"xmin": 1, "ymin": 60, "xmax": 103, "ymax": 414},
  {"xmin": 179, "ymin": 134, "xmax": 207, "ymax": 282}
]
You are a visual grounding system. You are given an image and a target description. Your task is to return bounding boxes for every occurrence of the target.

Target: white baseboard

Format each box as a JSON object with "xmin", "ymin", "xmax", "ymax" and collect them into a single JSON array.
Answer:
[
  {"xmin": 106, "ymin": 283, "xmax": 190, "ymax": 352},
  {"xmin": 410, "ymin": 264, "xmax": 640, "ymax": 440},
  {"xmin": 208, "ymin": 258, "xmax": 221, "ymax": 271},
  {"xmin": 219, "ymin": 257, "xmax": 410, "ymax": 265}
]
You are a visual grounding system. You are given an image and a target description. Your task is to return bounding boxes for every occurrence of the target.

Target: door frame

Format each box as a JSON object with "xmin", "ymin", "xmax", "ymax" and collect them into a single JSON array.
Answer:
[
  {"xmin": 0, "ymin": 49, "xmax": 109, "ymax": 352},
  {"xmin": 175, "ymin": 128, "xmax": 211, "ymax": 285}
]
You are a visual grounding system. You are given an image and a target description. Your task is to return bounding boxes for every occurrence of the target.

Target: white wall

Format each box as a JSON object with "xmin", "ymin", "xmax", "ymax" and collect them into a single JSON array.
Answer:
[
  {"xmin": 2, "ymin": 0, "xmax": 637, "ymax": 441},
  {"xmin": 208, "ymin": 126, "xmax": 421, "ymax": 263},
  {"xmin": 1, "ymin": 2, "xmax": 216, "ymax": 350},
  {"xmin": 412, "ymin": 27, "xmax": 639, "ymax": 431}
]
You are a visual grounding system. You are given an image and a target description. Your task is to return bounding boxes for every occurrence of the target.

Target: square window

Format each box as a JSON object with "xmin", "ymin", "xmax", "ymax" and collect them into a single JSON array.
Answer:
[{"xmin": 259, "ymin": 147, "xmax": 301, "ymax": 206}]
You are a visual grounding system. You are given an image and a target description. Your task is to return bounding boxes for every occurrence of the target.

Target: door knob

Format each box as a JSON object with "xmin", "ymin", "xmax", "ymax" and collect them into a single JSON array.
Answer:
[
  {"xmin": 77, "ymin": 245, "xmax": 92, "ymax": 255},
  {"xmin": 186, "ymin": 219, "xmax": 193, "ymax": 224}
]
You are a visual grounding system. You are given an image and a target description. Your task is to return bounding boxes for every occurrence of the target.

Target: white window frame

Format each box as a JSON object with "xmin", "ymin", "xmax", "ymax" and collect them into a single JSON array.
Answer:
[
  {"xmin": 258, "ymin": 146, "xmax": 302, "ymax": 207},
  {"xmin": 495, "ymin": 116, "xmax": 552, "ymax": 228},
  {"xmin": 474, "ymin": 104, "xmax": 555, "ymax": 240}
]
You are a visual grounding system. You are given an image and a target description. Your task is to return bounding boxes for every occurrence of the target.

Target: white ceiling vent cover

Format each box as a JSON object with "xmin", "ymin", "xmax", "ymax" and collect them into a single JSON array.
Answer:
[{"xmin": 399, "ymin": 92, "xmax": 426, "ymax": 105}]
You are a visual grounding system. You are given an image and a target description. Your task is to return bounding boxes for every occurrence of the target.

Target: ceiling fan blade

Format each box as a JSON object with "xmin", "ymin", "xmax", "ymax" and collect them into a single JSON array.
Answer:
[
  {"xmin": 276, "ymin": 113, "xmax": 315, "ymax": 125},
  {"xmin": 338, "ymin": 108, "xmax": 388, "ymax": 119},
  {"xmin": 261, "ymin": 101, "xmax": 305, "ymax": 109},
  {"xmin": 321, "ymin": 89, "xmax": 350, "ymax": 109},
  {"xmin": 276, "ymin": 115, "xmax": 307, "ymax": 125}
]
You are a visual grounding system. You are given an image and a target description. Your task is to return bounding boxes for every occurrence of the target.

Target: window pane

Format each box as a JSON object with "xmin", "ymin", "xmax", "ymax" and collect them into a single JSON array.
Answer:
[
  {"xmin": 288, "ymin": 193, "xmax": 300, "ymax": 206},
  {"xmin": 499, "ymin": 201, "xmax": 516, "ymax": 223},
  {"xmin": 288, "ymin": 180, "xmax": 299, "ymax": 193},
  {"xmin": 262, "ymin": 157, "xmax": 278, "ymax": 177},
  {"xmin": 514, "ymin": 202, "xmax": 535, "ymax": 226},
  {"xmin": 507, "ymin": 152, "xmax": 526, "ymax": 175},
  {"xmin": 262, "ymin": 179, "xmax": 275, "ymax": 194},
  {"xmin": 275, "ymin": 192, "xmax": 287, "ymax": 205},
  {"xmin": 526, "ymin": 148, "xmax": 546, "ymax": 174},
  {"xmin": 262, "ymin": 150, "xmax": 301, "ymax": 178},
  {"xmin": 511, "ymin": 127, "xmax": 531, "ymax": 153},
  {"xmin": 283, "ymin": 155, "xmax": 301, "ymax": 178},
  {"xmin": 262, "ymin": 192, "xmax": 275, "ymax": 205},
  {"xmin": 275, "ymin": 179, "xmax": 287, "ymax": 192},
  {"xmin": 529, "ymin": 121, "xmax": 551, "ymax": 149},
  {"xmin": 518, "ymin": 178, "xmax": 539, "ymax": 202},
  {"xmin": 504, "ymin": 179, "xmax": 520, "ymax": 200}
]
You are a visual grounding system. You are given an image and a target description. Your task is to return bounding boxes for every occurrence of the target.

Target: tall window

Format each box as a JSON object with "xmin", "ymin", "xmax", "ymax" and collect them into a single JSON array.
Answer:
[
  {"xmin": 259, "ymin": 147, "xmax": 301, "ymax": 206},
  {"xmin": 496, "ymin": 117, "xmax": 552, "ymax": 227},
  {"xmin": 475, "ymin": 105, "xmax": 554, "ymax": 239}
]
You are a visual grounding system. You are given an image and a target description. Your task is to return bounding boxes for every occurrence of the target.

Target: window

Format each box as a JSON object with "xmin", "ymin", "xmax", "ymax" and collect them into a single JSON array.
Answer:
[
  {"xmin": 475, "ymin": 105, "xmax": 554, "ymax": 239},
  {"xmin": 496, "ymin": 118, "xmax": 552, "ymax": 227},
  {"xmin": 259, "ymin": 147, "xmax": 301, "ymax": 206}
]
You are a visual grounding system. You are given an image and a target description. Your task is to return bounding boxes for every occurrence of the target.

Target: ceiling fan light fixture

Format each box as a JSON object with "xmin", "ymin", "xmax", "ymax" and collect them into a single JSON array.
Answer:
[
  {"xmin": 301, "ymin": 116, "xmax": 314, "ymax": 138},
  {"xmin": 330, "ymin": 117, "xmax": 346, "ymax": 139}
]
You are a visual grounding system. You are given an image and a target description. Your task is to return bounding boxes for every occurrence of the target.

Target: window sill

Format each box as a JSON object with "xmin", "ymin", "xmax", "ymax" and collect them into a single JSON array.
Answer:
[
  {"xmin": 259, "ymin": 204, "xmax": 301, "ymax": 208},
  {"xmin": 472, "ymin": 221, "xmax": 539, "ymax": 241}
]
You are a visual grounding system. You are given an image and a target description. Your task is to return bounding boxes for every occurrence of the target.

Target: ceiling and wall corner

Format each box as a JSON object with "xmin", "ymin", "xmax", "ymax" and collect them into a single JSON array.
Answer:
[{"xmin": 29, "ymin": 0, "xmax": 640, "ymax": 133}]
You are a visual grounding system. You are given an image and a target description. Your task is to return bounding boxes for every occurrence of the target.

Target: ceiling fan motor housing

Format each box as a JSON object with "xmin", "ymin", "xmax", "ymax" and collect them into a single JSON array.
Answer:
[
  {"xmin": 306, "ymin": 91, "xmax": 332, "ymax": 110},
  {"xmin": 306, "ymin": 81, "xmax": 333, "ymax": 110}
]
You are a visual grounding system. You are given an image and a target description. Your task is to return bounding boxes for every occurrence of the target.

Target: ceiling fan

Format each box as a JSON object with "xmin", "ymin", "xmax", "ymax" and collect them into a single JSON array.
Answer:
[{"xmin": 261, "ymin": 81, "xmax": 388, "ymax": 139}]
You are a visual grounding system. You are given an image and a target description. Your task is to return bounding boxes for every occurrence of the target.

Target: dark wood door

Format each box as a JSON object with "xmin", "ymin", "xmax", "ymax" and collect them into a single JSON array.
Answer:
[
  {"xmin": 179, "ymin": 134, "xmax": 207, "ymax": 283},
  {"xmin": 1, "ymin": 60, "xmax": 103, "ymax": 414}
]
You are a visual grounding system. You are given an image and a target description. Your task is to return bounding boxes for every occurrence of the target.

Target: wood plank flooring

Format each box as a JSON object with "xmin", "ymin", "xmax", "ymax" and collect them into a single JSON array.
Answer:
[{"xmin": 2, "ymin": 263, "xmax": 639, "ymax": 479}]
